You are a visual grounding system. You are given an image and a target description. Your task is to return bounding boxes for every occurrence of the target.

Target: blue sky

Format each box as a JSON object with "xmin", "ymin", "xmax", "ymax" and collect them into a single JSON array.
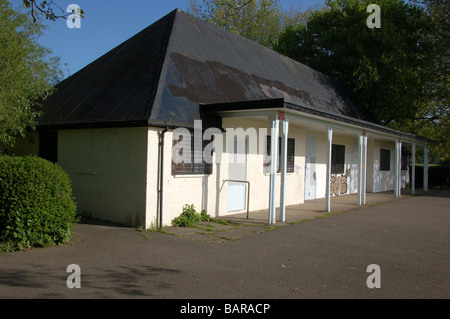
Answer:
[{"xmin": 29, "ymin": 0, "xmax": 325, "ymax": 77}]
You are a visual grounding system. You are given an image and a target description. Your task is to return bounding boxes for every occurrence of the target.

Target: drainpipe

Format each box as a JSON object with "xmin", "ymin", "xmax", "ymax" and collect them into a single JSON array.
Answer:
[{"xmin": 158, "ymin": 127, "xmax": 169, "ymax": 229}]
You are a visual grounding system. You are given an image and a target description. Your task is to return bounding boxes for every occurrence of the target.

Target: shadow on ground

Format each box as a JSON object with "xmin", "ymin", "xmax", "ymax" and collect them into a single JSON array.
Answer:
[{"xmin": 77, "ymin": 216, "xmax": 129, "ymax": 227}]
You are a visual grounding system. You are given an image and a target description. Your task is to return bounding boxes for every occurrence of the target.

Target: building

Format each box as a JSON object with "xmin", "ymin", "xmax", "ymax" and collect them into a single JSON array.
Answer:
[{"xmin": 3, "ymin": 9, "xmax": 432, "ymax": 227}]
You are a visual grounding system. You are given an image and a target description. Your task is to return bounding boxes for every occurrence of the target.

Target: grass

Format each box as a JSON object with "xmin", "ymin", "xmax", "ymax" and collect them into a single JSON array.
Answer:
[
  {"xmin": 137, "ymin": 216, "xmax": 272, "ymax": 244},
  {"xmin": 287, "ymin": 218, "xmax": 312, "ymax": 225},
  {"xmin": 208, "ymin": 218, "xmax": 240, "ymax": 226}
]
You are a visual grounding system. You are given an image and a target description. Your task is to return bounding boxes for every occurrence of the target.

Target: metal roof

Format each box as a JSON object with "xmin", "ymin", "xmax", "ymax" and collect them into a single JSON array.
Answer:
[
  {"xmin": 38, "ymin": 9, "xmax": 387, "ymax": 132},
  {"xmin": 37, "ymin": 10, "xmax": 175, "ymax": 129}
]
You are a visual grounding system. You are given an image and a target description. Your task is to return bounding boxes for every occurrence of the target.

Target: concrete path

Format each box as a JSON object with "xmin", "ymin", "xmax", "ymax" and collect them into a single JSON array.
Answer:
[
  {"xmin": 224, "ymin": 189, "xmax": 424, "ymax": 225},
  {"xmin": 0, "ymin": 190, "xmax": 449, "ymax": 300},
  {"xmin": 158, "ymin": 191, "xmax": 413, "ymax": 243}
]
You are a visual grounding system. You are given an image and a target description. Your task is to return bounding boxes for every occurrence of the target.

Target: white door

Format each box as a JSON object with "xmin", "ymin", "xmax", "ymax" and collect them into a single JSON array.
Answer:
[
  {"xmin": 227, "ymin": 137, "xmax": 247, "ymax": 211},
  {"xmin": 305, "ymin": 133, "xmax": 317, "ymax": 200}
]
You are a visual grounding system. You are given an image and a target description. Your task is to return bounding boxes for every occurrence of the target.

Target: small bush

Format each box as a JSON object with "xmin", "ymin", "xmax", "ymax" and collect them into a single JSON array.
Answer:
[
  {"xmin": 0, "ymin": 155, "xmax": 78, "ymax": 252},
  {"xmin": 171, "ymin": 204, "xmax": 210, "ymax": 227}
]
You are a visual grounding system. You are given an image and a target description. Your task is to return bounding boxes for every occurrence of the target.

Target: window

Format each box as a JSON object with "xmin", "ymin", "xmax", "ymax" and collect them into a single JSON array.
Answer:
[
  {"xmin": 172, "ymin": 133, "xmax": 213, "ymax": 175},
  {"xmin": 380, "ymin": 149, "xmax": 390, "ymax": 171},
  {"xmin": 263, "ymin": 136, "xmax": 295, "ymax": 173},
  {"xmin": 331, "ymin": 144, "xmax": 345, "ymax": 174}
]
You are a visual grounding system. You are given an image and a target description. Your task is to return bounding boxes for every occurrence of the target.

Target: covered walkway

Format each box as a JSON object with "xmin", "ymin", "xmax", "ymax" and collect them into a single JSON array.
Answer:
[
  {"xmin": 222, "ymin": 189, "xmax": 429, "ymax": 225},
  {"xmin": 207, "ymin": 99, "xmax": 433, "ymax": 227}
]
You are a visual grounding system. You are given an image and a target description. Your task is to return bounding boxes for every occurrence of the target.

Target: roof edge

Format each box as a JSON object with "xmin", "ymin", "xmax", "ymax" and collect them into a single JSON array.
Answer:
[
  {"xmin": 147, "ymin": 9, "xmax": 182, "ymax": 122},
  {"xmin": 200, "ymin": 98, "xmax": 435, "ymax": 145}
]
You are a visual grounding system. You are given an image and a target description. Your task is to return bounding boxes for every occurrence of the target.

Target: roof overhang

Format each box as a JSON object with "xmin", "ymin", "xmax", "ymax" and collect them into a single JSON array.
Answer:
[{"xmin": 201, "ymin": 98, "xmax": 435, "ymax": 147}]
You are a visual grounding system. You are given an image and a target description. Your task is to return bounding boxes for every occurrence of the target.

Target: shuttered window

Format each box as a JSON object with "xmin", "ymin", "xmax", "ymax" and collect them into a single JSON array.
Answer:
[{"xmin": 263, "ymin": 137, "xmax": 295, "ymax": 173}]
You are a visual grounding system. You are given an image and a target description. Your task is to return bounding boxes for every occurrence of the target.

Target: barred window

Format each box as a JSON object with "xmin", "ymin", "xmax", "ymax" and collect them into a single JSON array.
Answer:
[
  {"xmin": 172, "ymin": 132, "xmax": 213, "ymax": 175},
  {"xmin": 263, "ymin": 136, "xmax": 295, "ymax": 174}
]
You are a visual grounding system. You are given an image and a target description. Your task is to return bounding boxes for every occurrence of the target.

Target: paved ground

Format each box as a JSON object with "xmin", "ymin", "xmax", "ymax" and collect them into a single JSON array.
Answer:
[{"xmin": 0, "ymin": 190, "xmax": 449, "ymax": 300}]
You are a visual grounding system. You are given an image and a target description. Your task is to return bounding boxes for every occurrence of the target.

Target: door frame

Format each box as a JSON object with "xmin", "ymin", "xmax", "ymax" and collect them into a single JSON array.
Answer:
[{"xmin": 227, "ymin": 136, "xmax": 248, "ymax": 211}]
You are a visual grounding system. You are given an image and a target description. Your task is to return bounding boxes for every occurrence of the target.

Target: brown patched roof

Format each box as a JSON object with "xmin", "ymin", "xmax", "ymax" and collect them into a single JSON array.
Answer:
[{"xmin": 38, "ymin": 9, "xmax": 377, "ymax": 130}]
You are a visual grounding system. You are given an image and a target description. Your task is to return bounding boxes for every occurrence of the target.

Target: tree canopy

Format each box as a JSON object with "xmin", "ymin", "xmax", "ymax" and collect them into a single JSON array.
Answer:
[
  {"xmin": 274, "ymin": 0, "xmax": 449, "ymax": 163},
  {"xmin": 187, "ymin": 0, "xmax": 316, "ymax": 48},
  {"xmin": 0, "ymin": 0, "xmax": 63, "ymax": 146}
]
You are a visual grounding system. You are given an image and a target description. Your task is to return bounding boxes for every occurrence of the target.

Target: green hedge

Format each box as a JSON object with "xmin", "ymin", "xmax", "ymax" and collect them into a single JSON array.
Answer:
[{"xmin": 0, "ymin": 155, "xmax": 78, "ymax": 251}]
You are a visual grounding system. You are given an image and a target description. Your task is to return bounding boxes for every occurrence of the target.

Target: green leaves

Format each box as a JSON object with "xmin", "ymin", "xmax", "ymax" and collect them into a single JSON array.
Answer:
[
  {"xmin": 0, "ymin": 155, "xmax": 78, "ymax": 252},
  {"xmin": 22, "ymin": 0, "xmax": 85, "ymax": 22},
  {"xmin": 188, "ymin": 0, "xmax": 311, "ymax": 49},
  {"xmin": 0, "ymin": 0, "xmax": 63, "ymax": 147},
  {"xmin": 274, "ymin": 0, "xmax": 449, "ymax": 163},
  {"xmin": 171, "ymin": 204, "xmax": 210, "ymax": 227},
  {"xmin": 275, "ymin": 0, "xmax": 429, "ymax": 121}
]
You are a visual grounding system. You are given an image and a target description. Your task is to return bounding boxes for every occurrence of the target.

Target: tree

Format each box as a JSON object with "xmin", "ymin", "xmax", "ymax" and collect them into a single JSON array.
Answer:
[
  {"xmin": 22, "ymin": 0, "xmax": 84, "ymax": 23},
  {"xmin": 275, "ymin": 0, "xmax": 449, "ymax": 163},
  {"xmin": 411, "ymin": 0, "xmax": 449, "ymax": 163},
  {"xmin": 275, "ymin": 0, "xmax": 429, "ymax": 124},
  {"xmin": 187, "ymin": 0, "xmax": 316, "ymax": 49},
  {"xmin": 0, "ymin": 0, "xmax": 63, "ymax": 147}
]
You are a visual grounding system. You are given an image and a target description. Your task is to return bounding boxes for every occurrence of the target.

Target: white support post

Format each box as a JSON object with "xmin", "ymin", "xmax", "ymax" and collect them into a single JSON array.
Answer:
[
  {"xmin": 424, "ymin": 146, "xmax": 428, "ymax": 192},
  {"xmin": 394, "ymin": 140, "xmax": 399, "ymax": 197},
  {"xmin": 326, "ymin": 126, "xmax": 333, "ymax": 212},
  {"xmin": 398, "ymin": 139, "xmax": 402, "ymax": 197},
  {"xmin": 279, "ymin": 120, "xmax": 289, "ymax": 222},
  {"xmin": 268, "ymin": 118, "xmax": 279, "ymax": 224},
  {"xmin": 398, "ymin": 139, "xmax": 403, "ymax": 197},
  {"xmin": 358, "ymin": 133, "xmax": 363, "ymax": 205},
  {"xmin": 411, "ymin": 144, "xmax": 416, "ymax": 195},
  {"xmin": 362, "ymin": 132, "xmax": 367, "ymax": 205},
  {"xmin": 394, "ymin": 139, "xmax": 401, "ymax": 198}
]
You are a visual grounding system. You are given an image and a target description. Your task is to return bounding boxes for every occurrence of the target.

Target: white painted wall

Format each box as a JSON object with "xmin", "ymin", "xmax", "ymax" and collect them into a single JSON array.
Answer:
[
  {"xmin": 305, "ymin": 132, "xmax": 358, "ymax": 199},
  {"xmin": 58, "ymin": 127, "xmax": 148, "ymax": 226},
  {"xmin": 331, "ymin": 135, "xmax": 359, "ymax": 196},
  {"xmin": 314, "ymin": 132, "xmax": 327, "ymax": 199},
  {"xmin": 223, "ymin": 118, "xmax": 306, "ymax": 213},
  {"xmin": 4, "ymin": 124, "xmax": 412, "ymax": 229},
  {"xmin": 150, "ymin": 127, "xmax": 222, "ymax": 228},
  {"xmin": 152, "ymin": 118, "xmax": 307, "ymax": 227},
  {"xmin": 2, "ymin": 127, "xmax": 149, "ymax": 227},
  {"xmin": 371, "ymin": 140, "xmax": 395, "ymax": 192},
  {"xmin": 367, "ymin": 139, "xmax": 409, "ymax": 193}
]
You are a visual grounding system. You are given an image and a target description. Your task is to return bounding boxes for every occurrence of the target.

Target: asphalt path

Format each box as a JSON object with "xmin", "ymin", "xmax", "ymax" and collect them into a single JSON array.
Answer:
[{"xmin": 1, "ymin": 191, "xmax": 449, "ymax": 301}]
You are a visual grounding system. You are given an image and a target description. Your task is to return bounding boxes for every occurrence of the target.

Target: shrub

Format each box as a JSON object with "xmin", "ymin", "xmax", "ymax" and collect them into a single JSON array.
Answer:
[
  {"xmin": 0, "ymin": 155, "xmax": 78, "ymax": 251},
  {"xmin": 171, "ymin": 204, "xmax": 210, "ymax": 227}
]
